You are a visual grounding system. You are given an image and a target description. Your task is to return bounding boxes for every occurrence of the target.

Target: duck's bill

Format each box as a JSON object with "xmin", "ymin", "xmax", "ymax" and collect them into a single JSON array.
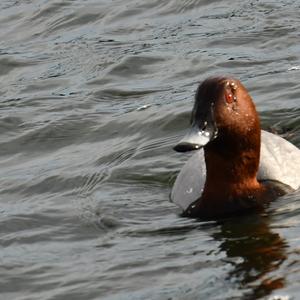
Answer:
[{"xmin": 173, "ymin": 125, "xmax": 216, "ymax": 152}]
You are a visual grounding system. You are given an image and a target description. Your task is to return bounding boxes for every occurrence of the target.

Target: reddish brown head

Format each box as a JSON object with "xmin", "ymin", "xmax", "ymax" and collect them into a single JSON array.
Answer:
[
  {"xmin": 175, "ymin": 77, "xmax": 261, "ymax": 161},
  {"xmin": 200, "ymin": 77, "xmax": 261, "ymax": 187},
  {"xmin": 196, "ymin": 77, "xmax": 261, "ymax": 178}
]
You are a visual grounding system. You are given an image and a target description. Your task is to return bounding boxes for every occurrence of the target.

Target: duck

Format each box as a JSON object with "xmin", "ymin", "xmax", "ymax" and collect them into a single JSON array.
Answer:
[{"xmin": 171, "ymin": 76, "xmax": 300, "ymax": 219}]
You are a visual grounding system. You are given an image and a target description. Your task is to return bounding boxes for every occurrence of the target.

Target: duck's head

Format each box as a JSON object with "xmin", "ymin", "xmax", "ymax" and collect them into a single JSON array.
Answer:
[{"xmin": 174, "ymin": 77, "xmax": 260, "ymax": 155}]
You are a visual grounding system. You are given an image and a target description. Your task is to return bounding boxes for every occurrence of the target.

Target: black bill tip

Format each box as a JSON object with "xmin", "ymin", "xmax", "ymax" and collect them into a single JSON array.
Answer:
[{"xmin": 173, "ymin": 143, "xmax": 201, "ymax": 152}]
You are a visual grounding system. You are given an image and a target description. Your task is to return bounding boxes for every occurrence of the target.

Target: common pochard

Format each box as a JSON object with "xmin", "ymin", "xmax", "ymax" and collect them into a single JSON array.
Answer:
[{"xmin": 171, "ymin": 77, "xmax": 300, "ymax": 219}]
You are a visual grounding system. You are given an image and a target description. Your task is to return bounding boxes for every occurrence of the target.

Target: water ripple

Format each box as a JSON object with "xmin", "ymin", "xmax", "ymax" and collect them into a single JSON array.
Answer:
[{"xmin": 0, "ymin": 0, "xmax": 299, "ymax": 299}]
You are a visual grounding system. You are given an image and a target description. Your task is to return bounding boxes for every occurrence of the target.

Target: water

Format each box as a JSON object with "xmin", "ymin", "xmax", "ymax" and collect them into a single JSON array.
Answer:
[{"xmin": 0, "ymin": 0, "xmax": 300, "ymax": 299}]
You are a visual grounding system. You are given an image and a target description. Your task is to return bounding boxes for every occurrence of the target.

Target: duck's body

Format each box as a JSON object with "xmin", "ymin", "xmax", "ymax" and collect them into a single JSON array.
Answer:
[
  {"xmin": 171, "ymin": 130, "xmax": 300, "ymax": 213},
  {"xmin": 172, "ymin": 77, "xmax": 300, "ymax": 219}
]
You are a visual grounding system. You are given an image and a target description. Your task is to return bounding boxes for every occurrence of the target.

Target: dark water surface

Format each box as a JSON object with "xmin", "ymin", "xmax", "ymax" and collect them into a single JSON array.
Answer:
[{"xmin": 1, "ymin": 0, "xmax": 300, "ymax": 299}]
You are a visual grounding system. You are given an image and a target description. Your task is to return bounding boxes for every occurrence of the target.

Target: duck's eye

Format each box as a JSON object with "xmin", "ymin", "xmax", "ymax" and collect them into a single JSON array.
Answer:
[{"xmin": 225, "ymin": 91, "xmax": 234, "ymax": 104}]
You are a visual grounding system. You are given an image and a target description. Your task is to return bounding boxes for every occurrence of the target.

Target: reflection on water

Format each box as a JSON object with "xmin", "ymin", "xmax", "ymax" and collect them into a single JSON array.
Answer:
[
  {"xmin": 0, "ymin": 0, "xmax": 299, "ymax": 299},
  {"xmin": 215, "ymin": 214, "xmax": 287, "ymax": 299}
]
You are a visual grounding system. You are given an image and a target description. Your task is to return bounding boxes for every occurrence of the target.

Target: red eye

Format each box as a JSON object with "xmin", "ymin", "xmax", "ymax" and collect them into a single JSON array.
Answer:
[{"xmin": 225, "ymin": 92, "xmax": 233, "ymax": 104}]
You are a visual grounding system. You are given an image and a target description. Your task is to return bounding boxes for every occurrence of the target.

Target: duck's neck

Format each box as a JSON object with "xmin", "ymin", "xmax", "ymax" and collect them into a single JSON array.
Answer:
[
  {"xmin": 201, "ymin": 130, "xmax": 262, "ymax": 210},
  {"xmin": 203, "ymin": 149, "xmax": 261, "ymax": 195}
]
